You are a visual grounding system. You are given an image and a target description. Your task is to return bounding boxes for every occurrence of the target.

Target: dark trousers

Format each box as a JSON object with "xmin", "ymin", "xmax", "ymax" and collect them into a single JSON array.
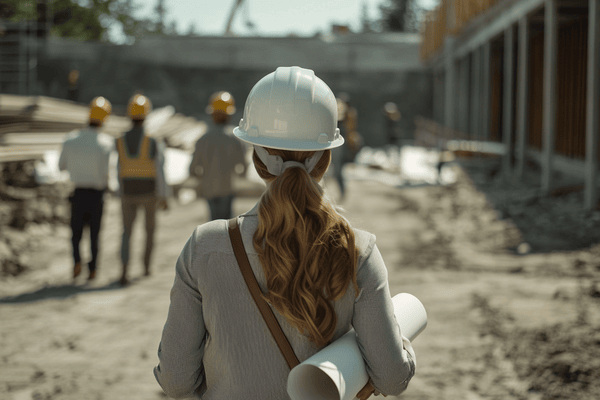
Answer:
[
  {"xmin": 70, "ymin": 188, "xmax": 105, "ymax": 271},
  {"xmin": 207, "ymin": 195, "xmax": 233, "ymax": 221}
]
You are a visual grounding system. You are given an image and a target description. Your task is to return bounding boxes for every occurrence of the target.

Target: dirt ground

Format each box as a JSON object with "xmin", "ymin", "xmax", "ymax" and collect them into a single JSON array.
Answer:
[{"xmin": 2, "ymin": 158, "xmax": 600, "ymax": 400}]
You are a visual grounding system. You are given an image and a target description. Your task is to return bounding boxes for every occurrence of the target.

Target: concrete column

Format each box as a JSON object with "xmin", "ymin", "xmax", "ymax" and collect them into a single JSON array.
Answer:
[
  {"xmin": 444, "ymin": 53, "xmax": 457, "ymax": 131},
  {"xmin": 470, "ymin": 47, "xmax": 482, "ymax": 140},
  {"xmin": 481, "ymin": 41, "xmax": 491, "ymax": 140},
  {"xmin": 585, "ymin": 0, "xmax": 600, "ymax": 210},
  {"xmin": 515, "ymin": 16, "xmax": 530, "ymax": 179},
  {"xmin": 433, "ymin": 69, "xmax": 443, "ymax": 124},
  {"xmin": 502, "ymin": 25, "xmax": 515, "ymax": 178},
  {"xmin": 459, "ymin": 55, "xmax": 471, "ymax": 134},
  {"xmin": 541, "ymin": 0, "xmax": 558, "ymax": 193}
]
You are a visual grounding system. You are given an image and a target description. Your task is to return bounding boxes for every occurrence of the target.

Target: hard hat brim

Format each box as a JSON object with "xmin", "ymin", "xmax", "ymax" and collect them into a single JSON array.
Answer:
[{"xmin": 233, "ymin": 127, "xmax": 345, "ymax": 151}]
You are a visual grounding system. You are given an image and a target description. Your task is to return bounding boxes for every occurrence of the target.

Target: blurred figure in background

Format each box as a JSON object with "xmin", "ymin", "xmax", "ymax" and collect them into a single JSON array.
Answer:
[
  {"xmin": 384, "ymin": 102, "xmax": 401, "ymax": 146},
  {"xmin": 59, "ymin": 96, "xmax": 114, "ymax": 281},
  {"xmin": 189, "ymin": 91, "xmax": 247, "ymax": 221},
  {"xmin": 330, "ymin": 93, "xmax": 363, "ymax": 201},
  {"xmin": 117, "ymin": 94, "xmax": 170, "ymax": 286},
  {"xmin": 67, "ymin": 70, "xmax": 80, "ymax": 102}
]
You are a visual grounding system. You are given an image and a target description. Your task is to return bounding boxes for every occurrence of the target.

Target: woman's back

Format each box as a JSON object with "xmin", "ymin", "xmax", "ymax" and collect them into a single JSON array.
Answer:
[
  {"xmin": 154, "ymin": 203, "xmax": 413, "ymax": 399},
  {"xmin": 154, "ymin": 67, "xmax": 415, "ymax": 400}
]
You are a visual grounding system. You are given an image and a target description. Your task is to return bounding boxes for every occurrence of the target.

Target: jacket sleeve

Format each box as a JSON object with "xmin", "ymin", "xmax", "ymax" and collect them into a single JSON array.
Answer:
[
  {"xmin": 154, "ymin": 231, "xmax": 206, "ymax": 398},
  {"xmin": 154, "ymin": 139, "xmax": 171, "ymax": 199},
  {"xmin": 352, "ymin": 241, "xmax": 416, "ymax": 396},
  {"xmin": 189, "ymin": 139, "xmax": 203, "ymax": 178},
  {"xmin": 58, "ymin": 141, "xmax": 68, "ymax": 172}
]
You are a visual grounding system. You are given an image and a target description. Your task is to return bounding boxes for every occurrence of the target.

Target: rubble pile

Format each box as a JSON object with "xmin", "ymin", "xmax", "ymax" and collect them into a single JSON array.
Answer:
[{"xmin": 0, "ymin": 161, "xmax": 71, "ymax": 277}]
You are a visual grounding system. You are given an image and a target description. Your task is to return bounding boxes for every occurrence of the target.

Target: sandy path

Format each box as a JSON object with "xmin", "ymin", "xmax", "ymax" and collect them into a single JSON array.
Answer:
[{"xmin": 1, "ymin": 176, "xmax": 595, "ymax": 400}]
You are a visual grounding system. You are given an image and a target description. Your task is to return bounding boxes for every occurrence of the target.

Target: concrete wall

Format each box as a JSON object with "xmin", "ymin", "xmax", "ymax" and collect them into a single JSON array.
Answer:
[{"xmin": 36, "ymin": 34, "xmax": 432, "ymax": 147}]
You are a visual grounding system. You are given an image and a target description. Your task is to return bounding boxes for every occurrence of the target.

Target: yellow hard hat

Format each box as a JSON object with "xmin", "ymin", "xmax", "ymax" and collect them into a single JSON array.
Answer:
[
  {"xmin": 206, "ymin": 91, "xmax": 236, "ymax": 115},
  {"xmin": 127, "ymin": 94, "xmax": 152, "ymax": 120},
  {"xmin": 89, "ymin": 96, "xmax": 112, "ymax": 124}
]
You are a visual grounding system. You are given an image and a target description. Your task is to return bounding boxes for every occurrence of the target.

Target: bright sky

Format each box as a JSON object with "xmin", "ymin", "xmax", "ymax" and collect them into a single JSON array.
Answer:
[{"xmin": 110, "ymin": 0, "xmax": 439, "ymax": 42}]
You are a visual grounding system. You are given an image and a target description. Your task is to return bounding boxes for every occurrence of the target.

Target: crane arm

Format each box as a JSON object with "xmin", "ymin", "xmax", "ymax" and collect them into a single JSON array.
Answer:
[{"xmin": 224, "ymin": 0, "xmax": 244, "ymax": 36}]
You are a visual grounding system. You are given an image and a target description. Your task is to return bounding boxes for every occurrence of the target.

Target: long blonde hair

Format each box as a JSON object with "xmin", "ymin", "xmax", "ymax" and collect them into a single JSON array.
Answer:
[{"xmin": 252, "ymin": 147, "xmax": 359, "ymax": 347}]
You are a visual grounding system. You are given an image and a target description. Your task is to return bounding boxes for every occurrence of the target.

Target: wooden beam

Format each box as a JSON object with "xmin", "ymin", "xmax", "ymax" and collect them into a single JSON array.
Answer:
[
  {"xmin": 515, "ymin": 16, "xmax": 530, "ymax": 179},
  {"xmin": 541, "ymin": 0, "xmax": 558, "ymax": 193},
  {"xmin": 585, "ymin": 0, "xmax": 600, "ymax": 210},
  {"xmin": 454, "ymin": 0, "xmax": 546, "ymax": 59}
]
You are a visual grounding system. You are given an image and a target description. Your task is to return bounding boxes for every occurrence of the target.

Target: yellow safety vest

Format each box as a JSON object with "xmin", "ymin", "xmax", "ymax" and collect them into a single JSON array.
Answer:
[{"xmin": 117, "ymin": 136, "xmax": 157, "ymax": 179}]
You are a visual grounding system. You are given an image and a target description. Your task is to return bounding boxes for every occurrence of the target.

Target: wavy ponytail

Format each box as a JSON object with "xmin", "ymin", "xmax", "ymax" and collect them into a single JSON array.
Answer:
[{"xmin": 252, "ymin": 148, "xmax": 359, "ymax": 347}]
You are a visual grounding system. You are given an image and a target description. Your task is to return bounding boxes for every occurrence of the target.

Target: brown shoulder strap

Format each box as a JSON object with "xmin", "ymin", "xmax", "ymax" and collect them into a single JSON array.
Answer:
[{"xmin": 228, "ymin": 217, "xmax": 300, "ymax": 370}]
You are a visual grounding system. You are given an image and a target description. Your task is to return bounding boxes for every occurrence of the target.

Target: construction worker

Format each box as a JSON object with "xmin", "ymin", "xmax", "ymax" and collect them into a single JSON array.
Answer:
[
  {"xmin": 117, "ymin": 94, "xmax": 170, "ymax": 286},
  {"xmin": 384, "ymin": 102, "xmax": 401, "ymax": 146},
  {"xmin": 67, "ymin": 70, "xmax": 80, "ymax": 102},
  {"xmin": 154, "ymin": 67, "xmax": 415, "ymax": 399},
  {"xmin": 330, "ymin": 93, "xmax": 363, "ymax": 200},
  {"xmin": 189, "ymin": 91, "xmax": 247, "ymax": 221},
  {"xmin": 59, "ymin": 96, "xmax": 114, "ymax": 281}
]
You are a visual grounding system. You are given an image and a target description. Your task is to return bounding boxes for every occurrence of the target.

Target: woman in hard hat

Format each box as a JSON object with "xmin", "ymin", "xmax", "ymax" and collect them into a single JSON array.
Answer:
[
  {"xmin": 117, "ymin": 94, "xmax": 170, "ymax": 285},
  {"xmin": 59, "ymin": 96, "xmax": 115, "ymax": 281},
  {"xmin": 154, "ymin": 67, "xmax": 416, "ymax": 399}
]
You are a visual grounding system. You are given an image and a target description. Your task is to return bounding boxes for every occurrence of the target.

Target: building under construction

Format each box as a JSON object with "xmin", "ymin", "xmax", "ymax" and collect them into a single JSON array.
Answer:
[{"xmin": 421, "ymin": 0, "xmax": 599, "ymax": 210}]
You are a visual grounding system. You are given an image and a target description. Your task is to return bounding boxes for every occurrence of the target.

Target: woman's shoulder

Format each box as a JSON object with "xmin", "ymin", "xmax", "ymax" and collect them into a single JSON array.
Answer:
[
  {"xmin": 352, "ymin": 227, "xmax": 377, "ymax": 263},
  {"xmin": 189, "ymin": 219, "xmax": 232, "ymax": 254}
]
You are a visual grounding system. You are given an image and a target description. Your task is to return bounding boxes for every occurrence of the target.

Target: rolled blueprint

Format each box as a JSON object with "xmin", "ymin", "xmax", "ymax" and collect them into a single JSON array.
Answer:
[{"xmin": 287, "ymin": 293, "xmax": 427, "ymax": 400}]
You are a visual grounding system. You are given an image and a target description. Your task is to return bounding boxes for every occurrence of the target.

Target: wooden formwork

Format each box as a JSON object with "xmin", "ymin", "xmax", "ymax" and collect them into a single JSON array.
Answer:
[
  {"xmin": 555, "ymin": 17, "xmax": 588, "ymax": 159},
  {"xmin": 527, "ymin": 17, "xmax": 589, "ymax": 158},
  {"xmin": 421, "ymin": 0, "xmax": 504, "ymax": 61}
]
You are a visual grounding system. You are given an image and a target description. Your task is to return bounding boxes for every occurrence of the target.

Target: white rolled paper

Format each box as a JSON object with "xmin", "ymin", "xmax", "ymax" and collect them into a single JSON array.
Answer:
[{"xmin": 287, "ymin": 293, "xmax": 427, "ymax": 400}]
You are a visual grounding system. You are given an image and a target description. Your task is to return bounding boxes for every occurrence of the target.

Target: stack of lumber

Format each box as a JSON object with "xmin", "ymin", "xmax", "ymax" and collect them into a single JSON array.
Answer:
[{"xmin": 0, "ymin": 94, "xmax": 207, "ymax": 162}]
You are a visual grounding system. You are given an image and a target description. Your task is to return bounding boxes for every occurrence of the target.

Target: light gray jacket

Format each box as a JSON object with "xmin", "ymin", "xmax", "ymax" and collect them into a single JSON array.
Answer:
[{"xmin": 154, "ymin": 202, "xmax": 416, "ymax": 399}]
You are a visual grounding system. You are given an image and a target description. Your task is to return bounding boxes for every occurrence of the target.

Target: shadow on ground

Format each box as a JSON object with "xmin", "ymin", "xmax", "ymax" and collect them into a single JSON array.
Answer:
[
  {"xmin": 0, "ymin": 280, "xmax": 128, "ymax": 304},
  {"xmin": 457, "ymin": 156, "xmax": 600, "ymax": 253}
]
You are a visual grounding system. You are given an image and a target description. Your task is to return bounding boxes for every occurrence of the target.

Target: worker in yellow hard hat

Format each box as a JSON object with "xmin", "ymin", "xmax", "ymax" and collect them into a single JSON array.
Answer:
[
  {"xmin": 330, "ymin": 93, "xmax": 363, "ymax": 201},
  {"xmin": 116, "ymin": 93, "xmax": 171, "ymax": 285},
  {"xmin": 59, "ymin": 96, "xmax": 116, "ymax": 281},
  {"xmin": 189, "ymin": 91, "xmax": 247, "ymax": 220}
]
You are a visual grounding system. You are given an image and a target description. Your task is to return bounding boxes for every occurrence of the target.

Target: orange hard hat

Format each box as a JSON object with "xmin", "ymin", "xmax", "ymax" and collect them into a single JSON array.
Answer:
[
  {"xmin": 127, "ymin": 94, "xmax": 152, "ymax": 120},
  {"xmin": 206, "ymin": 91, "xmax": 236, "ymax": 115},
  {"xmin": 88, "ymin": 96, "xmax": 112, "ymax": 124}
]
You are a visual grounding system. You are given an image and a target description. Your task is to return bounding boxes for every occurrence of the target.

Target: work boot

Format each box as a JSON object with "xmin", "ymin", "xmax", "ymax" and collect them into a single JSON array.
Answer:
[
  {"xmin": 144, "ymin": 264, "xmax": 151, "ymax": 277},
  {"xmin": 120, "ymin": 265, "xmax": 128, "ymax": 286},
  {"xmin": 73, "ymin": 262, "xmax": 82, "ymax": 278},
  {"xmin": 88, "ymin": 269, "xmax": 96, "ymax": 281}
]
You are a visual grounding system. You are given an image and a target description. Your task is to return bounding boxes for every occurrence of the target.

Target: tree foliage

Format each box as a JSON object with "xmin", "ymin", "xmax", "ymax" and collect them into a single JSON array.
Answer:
[
  {"xmin": 0, "ymin": 0, "xmax": 175, "ymax": 43},
  {"xmin": 377, "ymin": 0, "xmax": 421, "ymax": 33}
]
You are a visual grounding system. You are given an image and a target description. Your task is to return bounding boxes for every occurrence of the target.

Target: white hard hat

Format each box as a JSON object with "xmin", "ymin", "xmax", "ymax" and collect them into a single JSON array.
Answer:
[{"xmin": 233, "ymin": 66, "xmax": 345, "ymax": 151}]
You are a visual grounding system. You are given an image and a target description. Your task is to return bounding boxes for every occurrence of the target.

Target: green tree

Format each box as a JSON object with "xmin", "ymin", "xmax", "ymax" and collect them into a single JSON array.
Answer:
[
  {"xmin": 0, "ymin": 0, "xmax": 161, "ymax": 43},
  {"xmin": 378, "ymin": 0, "xmax": 421, "ymax": 33}
]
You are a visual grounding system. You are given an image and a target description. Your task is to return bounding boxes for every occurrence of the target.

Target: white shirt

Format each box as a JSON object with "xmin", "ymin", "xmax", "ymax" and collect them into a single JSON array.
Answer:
[{"xmin": 59, "ymin": 126, "xmax": 115, "ymax": 190}]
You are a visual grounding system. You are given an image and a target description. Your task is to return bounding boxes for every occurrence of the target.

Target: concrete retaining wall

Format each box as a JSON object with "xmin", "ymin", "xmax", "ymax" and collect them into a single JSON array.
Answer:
[{"xmin": 36, "ymin": 34, "xmax": 432, "ymax": 147}]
